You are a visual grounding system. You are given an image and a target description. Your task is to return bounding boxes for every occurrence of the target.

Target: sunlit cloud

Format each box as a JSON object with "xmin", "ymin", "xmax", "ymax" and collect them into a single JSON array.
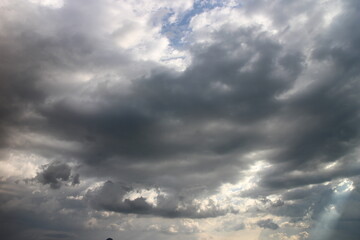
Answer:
[
  {"xmin": 308, "ymin": 179, "xmax": 354, "ymax": 240},
  {"xmin": 1, "ymin": 0, "xmax": 360, "ymax": 239}
]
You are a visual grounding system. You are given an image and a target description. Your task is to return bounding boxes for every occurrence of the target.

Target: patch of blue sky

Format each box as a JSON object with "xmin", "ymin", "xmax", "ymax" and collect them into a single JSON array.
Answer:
[{"xmin": 161, "ymin": 0, "xmax": 242, "ymax": 48}]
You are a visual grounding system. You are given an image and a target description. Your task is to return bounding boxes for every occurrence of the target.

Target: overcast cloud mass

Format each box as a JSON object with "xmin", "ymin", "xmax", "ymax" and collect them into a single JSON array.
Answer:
[{"xmin": 0, "ymin": 0, "xmax": 360, "ymax": 239}]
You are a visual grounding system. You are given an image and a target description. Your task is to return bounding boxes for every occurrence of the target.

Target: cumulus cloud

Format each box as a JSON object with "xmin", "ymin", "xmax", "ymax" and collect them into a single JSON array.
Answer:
[
  {"xmin": 257, "ymin": 219, "xmax": 279, "ymax": 230},
  {"xmin": 35, "ymin": 162, "xmax": 78, "ymax": 189},
  {"xmin": 86, "ymin": 181, "xmax": 234, "ymax": 218},
  {"xmin": 1, "ymin": 0, "xmax": 360, "ymax": 239}
]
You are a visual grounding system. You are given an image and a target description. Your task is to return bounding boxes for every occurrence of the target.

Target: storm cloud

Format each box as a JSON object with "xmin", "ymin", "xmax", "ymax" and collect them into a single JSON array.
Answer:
[{"xmin": 0, "ymin": 0, "xmax": 360, "ymax": 240}]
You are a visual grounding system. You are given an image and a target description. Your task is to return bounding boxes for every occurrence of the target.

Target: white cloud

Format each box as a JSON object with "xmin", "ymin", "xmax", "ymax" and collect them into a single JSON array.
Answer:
[
  {"xmin": 28, "ymin": 0, "xmax": 64, "ymax": 8},
  {"xmin": 1, "ymin": 0, "xmax": 360, "ymax": 240},
  {"xmin": 0, "ymin": 151, "xmax": 47, "ymax": 180}
]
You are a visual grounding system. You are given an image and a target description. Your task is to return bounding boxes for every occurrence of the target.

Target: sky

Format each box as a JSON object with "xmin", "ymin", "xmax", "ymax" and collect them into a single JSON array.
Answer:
[{"xmin": 0, "ymin": 0, "xmax": 360, "ymax": 240}]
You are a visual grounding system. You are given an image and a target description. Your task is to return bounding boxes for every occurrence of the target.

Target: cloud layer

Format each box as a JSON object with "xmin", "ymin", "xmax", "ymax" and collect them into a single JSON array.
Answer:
[{"xmin": 0, "ymin": 0, "xmax": 360, "ymax": 240}]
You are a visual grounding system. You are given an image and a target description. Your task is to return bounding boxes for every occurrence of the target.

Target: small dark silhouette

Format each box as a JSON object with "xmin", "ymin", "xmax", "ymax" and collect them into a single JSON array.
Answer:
[{"xmin": 106, "ymin": 238, "xmax": 113, "ymax": 240}]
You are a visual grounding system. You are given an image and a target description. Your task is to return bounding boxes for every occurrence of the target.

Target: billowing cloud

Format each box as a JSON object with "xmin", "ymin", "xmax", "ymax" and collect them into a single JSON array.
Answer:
[
  {"xmin": 86, "ymin": 181, "xmax": 235, "ymax": 218},
  {"xmin": 35, "ymin": 162, "xmax": 72, "ymax": 189},
  {"xmin": 257, "ymin": 219, "xmax": 279, "ymax": 230},
  {"xmin": 34, "ymin": 162, "xmax": 79, "ymax": 189},
  {"xmin": 1, "ymin": 0, "xmax": 360, "ymax": 239}
]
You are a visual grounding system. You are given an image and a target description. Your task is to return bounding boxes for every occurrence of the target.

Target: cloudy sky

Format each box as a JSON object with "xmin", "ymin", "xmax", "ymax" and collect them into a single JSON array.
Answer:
[{"xmin": 0, "ymin": 0, "xmax": 360, "ymax": 239}]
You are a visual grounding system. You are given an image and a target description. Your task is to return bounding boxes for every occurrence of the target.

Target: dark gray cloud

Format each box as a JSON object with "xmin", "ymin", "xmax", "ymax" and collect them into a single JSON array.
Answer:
[
  {"xmin": 71, "ymin": 173, "xmax": 80, "ymax": 186},
  {"xmin": 35, "ymin": 162, "xmax": 78, "ymax": 189},
  {"xmin": 1, "ymin": 0, "xmax": 360, "ymax": 239},
  {"xmin": 17, "ymin": 6, "xmax": 359, "ymax": 194},
  {"xmin": 86, "ymin": 181, "xmax": 234, "ymax": 218},
  {"xmin": 0, "ymin": 183, "xmax": 81, "ymax": 240},
  {"xmin": 44, "ymin": 233, "xmax": 74, "ymax": 239},
  {"xmin": 257, "ymin": 219, "xmax": 279, "ymax": 230},
  {"xmin": 38, "ymin": 26, "xmax": 291, "ymax": 190},
  {"xmin": 2, "ymin": 0, "xmax": 358, "ymax": 192}
]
